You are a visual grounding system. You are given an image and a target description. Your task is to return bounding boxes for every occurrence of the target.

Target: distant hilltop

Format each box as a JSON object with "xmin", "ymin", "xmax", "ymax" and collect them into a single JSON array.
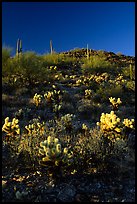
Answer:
[{"xmin": 60, "ymin": 48, "xmax": 135, "ymax": 67}]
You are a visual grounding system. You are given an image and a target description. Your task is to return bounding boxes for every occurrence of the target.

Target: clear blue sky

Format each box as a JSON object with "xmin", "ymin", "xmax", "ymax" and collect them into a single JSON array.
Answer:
[{"xmin": 2, "ymin": 2, "xmax": 135, "ymax": 56}]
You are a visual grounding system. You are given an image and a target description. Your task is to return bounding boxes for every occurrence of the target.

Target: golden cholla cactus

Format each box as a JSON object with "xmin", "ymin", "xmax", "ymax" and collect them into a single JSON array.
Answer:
[
  {"xmin": 44, "ymin": 91, "xmax": 53, "ymax": 103},
  {"xmin": 44, "ymin": 89, "xmax": 61, "ymax": 103},
  {"xmin": 25, "ymin": 121, "xmax": 45, "ymax": 135},
  {"xmin": 82, "ymin": 123, "xmax": 88, "ymax": 131},
  {"xmin": 123, "ymin": 118, "xmax": 134, "ymax": 129},
  {"xmin": 52, "ymin": 104, "xmax": 62, "ymax": 113},
  {"xmin": 39, "ymin": 136, "xmax": 72, "ymax": 166},
  {"xmin": 49, "ymin": 65, "xmax": 57, "ymax": 70},
  {"xmin": 61, "ymin": 114, "xmax": 75, "ymax": 130},
  {"xmin": 85, "ymin": 89, "xmax": 92, "ymax": 99},
  {"xmin": 2, "ymin": 117, "xmax": 20, "ymax": 136},
  {"xmin": 75, "ymin": 79, "xmax": 82, "ymax": 86},
  {"xmin": 33, "ymin": 93, "xmax": 42, "ymax": 107},
  {"xmin": 109, "ymin": 97, "xmax": 122, "ymax": 110},
  {"xmin": 115, "ymin": 74, "xmax": 125, "ymax": 85},
  {"xmin": 97, "ymin": 111, "xmax": 121, "ymax": 133}
]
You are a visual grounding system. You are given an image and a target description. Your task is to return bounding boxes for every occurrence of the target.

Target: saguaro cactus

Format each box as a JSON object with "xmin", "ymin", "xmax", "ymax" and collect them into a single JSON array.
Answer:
[
  {"xmin": 50, "ymin": 40, "xmax": 53, "ymax": 55},
  {"xmin": 16, "ymin": 39, "xmax": 22, "ymax": 57},
  {"xmin": 87, "ymin": 44, "xmax": 89, "ymax": 59}
]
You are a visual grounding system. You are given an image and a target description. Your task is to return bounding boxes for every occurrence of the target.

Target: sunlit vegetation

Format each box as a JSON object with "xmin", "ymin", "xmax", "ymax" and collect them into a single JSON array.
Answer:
[{"xmin": 2, "ymin": 47, "xmax": 135, "ymax": 202}]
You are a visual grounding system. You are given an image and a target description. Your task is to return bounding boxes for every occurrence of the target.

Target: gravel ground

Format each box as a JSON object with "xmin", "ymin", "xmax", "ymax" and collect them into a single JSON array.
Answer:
[{"xmin": 2, "ymin": 160, "xmax": 135, "ymax": 202}]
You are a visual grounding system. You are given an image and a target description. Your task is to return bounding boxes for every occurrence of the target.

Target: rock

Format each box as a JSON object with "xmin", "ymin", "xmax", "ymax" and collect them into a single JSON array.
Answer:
[{"xmin": 57, "ymin": 184, "xmax": 76, "ymax": 202}]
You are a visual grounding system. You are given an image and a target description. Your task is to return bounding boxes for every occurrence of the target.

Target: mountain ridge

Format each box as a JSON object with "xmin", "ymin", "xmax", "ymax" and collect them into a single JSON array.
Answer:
[{"xmin": 59, "ymin": 48, "xmax": 135, "ymax": 67}]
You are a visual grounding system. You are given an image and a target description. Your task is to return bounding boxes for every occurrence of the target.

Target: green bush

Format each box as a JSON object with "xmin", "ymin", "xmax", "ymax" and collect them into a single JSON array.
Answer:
[
  {"xmin": 2, "ymin": 47, "xmax": 13, "ymax": 78},
  {"xmin": 122, "ymin": 65, "xmax": 135, "ymax": 81},
  {"xmin": 81, "ymin": 55, "xmax": 115, "ymax": 74}
]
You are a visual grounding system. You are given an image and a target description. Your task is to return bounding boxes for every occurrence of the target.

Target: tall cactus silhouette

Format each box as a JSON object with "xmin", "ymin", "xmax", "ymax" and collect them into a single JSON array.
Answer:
[
  {"xmin": 87, "ymin": 44, "xmax": 89, "ymax": 59},
  {"xmin": 50, "ymin": 40, "xmax": 53, "ymax": 55},
  {"xmin": 16, "ymin": 39, "xmax": 22, "ymax": 57}
]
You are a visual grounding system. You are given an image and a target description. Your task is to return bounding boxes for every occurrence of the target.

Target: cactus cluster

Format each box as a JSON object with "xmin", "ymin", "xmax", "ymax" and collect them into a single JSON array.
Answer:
[
  {"xmin": 39, "ymin": 136, "xmax": 72, "ymax": 166},
  {"xmin": 109, "ymin": 97, "xmax": 122, "ymax": 110},
  {"xmin": 33, "ymin": 93, "xmax": 43, "ymax": 107},
  {"xmin": 97, "ymin": 111, "xmax": 121, "ymax": 133},
  {"xmin": 25, "ymin": 120, "xmax": 45, "ymax": 135},
  {"xmin": 44, "ymin": 89, "xmax": 61, "ymax": 103},
  {"xmin": 115, "ymin": 74, "xmax": 125, "ymax": 85},
  {"xmin": 2, "ymin": 117, "xmax": 20, "ymax": 136},
  {"xmin": 60, "ymin": 114, "xmax": 75, "ymax": 130}
]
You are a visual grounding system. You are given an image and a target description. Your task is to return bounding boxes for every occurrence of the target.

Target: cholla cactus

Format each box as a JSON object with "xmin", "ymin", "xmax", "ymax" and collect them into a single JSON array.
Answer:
[
  {"xmin": 109, "ymin": 97, "xmax": 122, "ymax": 110},
  {"xmin": 44, "ymin": 89, "xmax": 61, "ymax": 103},
  {"xmin": 61, "ymin": 114, "xmax": 75, "ymax": 131},
  {"xmin": 52, "ymin": 104, "xmax": 62, "ymax": 114},
  {"xmin": 2, "ymin": 117, "xmax": 20, "ymax": 137},
  {"xmin": 97, "ymin": 111, "xmax": 121, "ymax": 133},
  {"xmin": 39, "ymin": 136, "xmax": 72, "ymax": 166},
  {"xmin": 25, "ymin": 120, "xmax": 45, "ymax": 135},
  {"xmin": 82, "ymin": 123, "xmax": 88, "ymax": 131},
  {"xmin": 85, "ymin": 89, "xmax": 92, "ymax": 99},
  {"xmin": 75, "ymin": 79, "xmax": 82, "ymax": 86},
  {"xmin": 44, "ymin": 91, "xmax": 53, "ymax": 103},
  {"xmin": 123, "ymin": 119, "xmax": 134, "ymax": 129},
  {"xmin": 49, "ymin": 65, "xmax": 57, "ymax": 70},
  {"xmin": 33, "ymin": 93, "xmax": 42, "ymax": 107},
  {"xmin": 115, "ymin": 74, "xmax": 125, "ymax": 85}
]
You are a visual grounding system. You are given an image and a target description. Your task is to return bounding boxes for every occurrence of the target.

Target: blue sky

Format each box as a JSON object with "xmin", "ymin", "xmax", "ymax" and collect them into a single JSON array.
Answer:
[{"xmin": 2, "ymin": 2, "xmax": 135, "ymax": 56}]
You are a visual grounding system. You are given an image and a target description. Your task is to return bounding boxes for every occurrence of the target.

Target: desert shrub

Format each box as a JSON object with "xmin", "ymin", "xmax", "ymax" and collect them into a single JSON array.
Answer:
[
  {"xmin": 2, "ymin": 47, "xmax": 12, "ymax": 77},
  {"xmin": 16, "ymin": 52, "xmax": 43, "ymax": 84},
  {"xmin": 42, "ymin": 53, "xmax": 60, "ymax": 67},
  {"xmin": 42, "ymin": 53, "xmax": 79, "ymax": 71},
  {"xmin": 96, "ymin": 82, "xmax": 124, "ymax": 103},
  {"xmin": 60, "ymin": 102, "xmax": 75, "ymax": 114},
  {"xmin": 81, "ymin": 55, "xmax": 116, "ymax": 75},
  {"xmin": 108, "ymin": 138, "xmax": 134, "ymax": 175},
  {"xmin": 122, "ymin": 65, "xmax": 135, "ymax": 80},
  {"xmin": 77, "ymin": 99, "xmax": 100, "ymax": 120},
  {"xmin": 15, "ymin": 87, "xmax": 30, "ymax": 96},
  {"xmin": 125, "ymin": 81, "xmax": 135, "ymax": 92}
]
